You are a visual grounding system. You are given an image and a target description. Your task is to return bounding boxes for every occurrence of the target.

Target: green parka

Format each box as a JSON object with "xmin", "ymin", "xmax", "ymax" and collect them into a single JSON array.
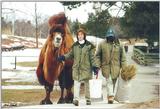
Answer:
[
  {"xmin": 64, "ymin": 40, "xmax": 98, "ymax": 81},
  {"xmin": 95, "ymin": 40, "xmax": 127, "ymax": 79}
]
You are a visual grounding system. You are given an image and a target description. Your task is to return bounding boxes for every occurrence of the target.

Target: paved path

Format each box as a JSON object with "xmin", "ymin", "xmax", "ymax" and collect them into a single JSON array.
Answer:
[
  {"xmin": 126, "ymin": 45, "xmax": 159, "ymax": 103},
  {"xmin": 14, "ymin": 101, "xmax": 124, "ymax": 109}
]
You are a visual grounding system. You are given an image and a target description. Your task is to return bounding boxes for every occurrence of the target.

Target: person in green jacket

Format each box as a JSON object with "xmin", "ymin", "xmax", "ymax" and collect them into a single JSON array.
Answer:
[
  {"xmin": 95, "ymin": 28, "xmax": 127, "ymax": 104},
  {"xmin": 57, "ymin": 28, "xmax": 99, "ymax": 106}
]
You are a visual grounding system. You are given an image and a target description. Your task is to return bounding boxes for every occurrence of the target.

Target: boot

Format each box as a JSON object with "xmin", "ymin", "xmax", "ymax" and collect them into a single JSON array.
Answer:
[
  {"xmin": 86, "ymin": 100, "xmax": 91, "ymax": 105},
  {"xmin": 73, "ymin": 100, "xmax": 79, "ymax": 106},
  {"xmin": 65, "ymin": 92, "xmax": 73, "ymax": 103},
  {"xmin": 40, "ymin": 99, "xmax": 52, "ymax": 105},
  {"xmin": 57, "ymin": 97, "xmax": 65, "ymax": 104},
  {"xmin": 108, "ymin": 96, "xmax": 114, "ymax": 104}
]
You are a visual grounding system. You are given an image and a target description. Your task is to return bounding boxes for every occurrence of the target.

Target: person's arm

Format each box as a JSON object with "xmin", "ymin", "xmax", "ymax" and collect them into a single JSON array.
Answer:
[
  {"xmin": 94, "ymin": 43, "xmax": 102, "ymax": 68},
  {"xmin": 89, "ymin": 44, "xmax": 98, "ymax": 67},
  {"xmin": 89, "ymin": 44, "xmax": 100, "ymax": 75},
  {"xmin": 64, "ymin": 47, "xmax": 74, "ymax": 60},
  {"xmin": 120, "ymin": 45, "xmax": 127, "ymax": 69},
  {"xmin": 57, "ymin": 45, "xmax": 74, "ymax": 61}
]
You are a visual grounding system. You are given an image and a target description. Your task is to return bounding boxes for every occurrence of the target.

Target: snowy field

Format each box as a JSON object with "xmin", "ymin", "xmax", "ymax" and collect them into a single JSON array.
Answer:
[
  {"xmin": 2, "ymin": 49, "xmax": 40, "ymax": 69},
  {"xmin": 2, "ymin": 34, "xmax": 46, "ymax": 48}
]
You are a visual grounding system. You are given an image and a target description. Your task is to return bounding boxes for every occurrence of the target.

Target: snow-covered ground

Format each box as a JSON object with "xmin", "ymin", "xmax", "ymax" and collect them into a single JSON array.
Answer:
[
  {"xmin": 2, "ymin": 34, "xmax": 46, "ymax": 48},
  {"xmin": 2, "ymin": 85, "xmax": 44, "ymax": 90},
  {"xmin": 2, "ymin": 49, "xmax": 40, "ymax": 70},
  {"xmin": 2, "ymin": 48, "xmax": 41, "ymax": 57},
  {"xmin": 2, "ymin": 70, "xmax": 37, "ymax": 82}
]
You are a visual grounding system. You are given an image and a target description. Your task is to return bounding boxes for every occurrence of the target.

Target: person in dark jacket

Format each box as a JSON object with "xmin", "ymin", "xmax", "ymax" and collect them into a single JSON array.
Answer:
[{"xmin": 95, "ymin": 28, "xmax": 127, "ymax": 104}]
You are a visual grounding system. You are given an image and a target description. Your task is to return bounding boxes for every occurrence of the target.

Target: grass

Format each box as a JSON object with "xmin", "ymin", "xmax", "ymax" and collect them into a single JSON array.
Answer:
[
  {"xmin": 2, "ymin": 79, "xmax": 39, "ymax": 85},
  {"xmin": 15, "ymin": 61, "xmax": 38, "ymax": 67},
  {"xmin": 2, "ymin": 89, "xmax": 60, "ymax": 105},
  {"xmin": 2, "ymin": 86, "xmax": 84, "ymax": 106}
]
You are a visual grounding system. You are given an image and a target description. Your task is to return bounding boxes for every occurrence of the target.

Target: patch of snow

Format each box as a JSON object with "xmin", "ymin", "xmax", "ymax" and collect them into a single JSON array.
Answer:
[
  {"xmin": 134, "ymin": 42, "xmax": 148, "ymax": 46},
  {"xmin": 12, "ymin": 38, "xmax": 21, "ymax": 42},
  {"xmin": 2, "ymin": 70, "xmax": 37, "ymax": 82},
  {"xmin": 2, "ymin": 45, "xmax": 11, "ymax": 48},
  {"xmin": 2, "ymin": 34, "xmax": 9, "ymax": 38},
  {"xmin": 2, "ymin": 85, "xmax": 44, "ymax": 90},
  {"xmin": 121, "ymin": 41, "xmax": 128, "ymax": 45},
  {"xmin": 38, "ymin": 38, "xmax": 47, "ymax": 45},
  {"xmin": 2, "ymin": 57, "xmax": 15, "ymax": 69},
  {"xmin": 2, "ymin": 85, "xmax": 61, "ymax": 90},
  {"xmin": 10, "ymin": 42, "xmax": 22, "ymax": 46},
  {"xmin": 2, "ymin": 49, "xmax": 39, "ymax": 69},
  {"xmin": 2, "ymin": 48, "xmax": 41, "ymax": 56},
  {"xmin": 2, "ymin": 71, "xmax": 17, "ymax": 79},
  {"xmin": 9, "ymin": 35, "xmax": 46, "ymax": 45},
  {"xmin": 2, "ymin": 34, "xmax": 46, "ymax": 48},
  {"xmin": 17, "ymin": 66, "xmax": 37, "ymax": 71}
]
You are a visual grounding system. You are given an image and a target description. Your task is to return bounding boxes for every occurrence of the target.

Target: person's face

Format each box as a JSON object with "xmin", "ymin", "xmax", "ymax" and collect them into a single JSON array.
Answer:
[
  {"xmin": 107, "ymin": 36, "xmax": 115, "ymax": 42},
  {"xmin": 77, "ymin": 31, "xmax": 85, "ymax": 41}
]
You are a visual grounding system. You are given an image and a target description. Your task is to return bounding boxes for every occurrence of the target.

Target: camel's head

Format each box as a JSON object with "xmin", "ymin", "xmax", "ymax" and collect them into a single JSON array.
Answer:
[
  {"xmin": 53, "ymin": 32, "xmax": 63, "ymax": 48},
  {"xmin": 50, "ymin": 24, "xmax": 64, "ymax": 48},
  {"xmin": 48, "ymin": 12, "xmax": 67, "ymax": 48}
]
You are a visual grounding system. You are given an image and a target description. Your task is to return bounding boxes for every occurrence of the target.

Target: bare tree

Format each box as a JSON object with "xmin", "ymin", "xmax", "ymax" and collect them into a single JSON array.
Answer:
[
  {"xmin": 35, "ymin": 2, "xmax": 38, "ymax": 48},
  {"xmin": 15, "ymin": 20, "xmax": 34, "ymax": 37},
  {"xmin": 38, "ymin": 18, "xmax": 49, "ymax": 38},
  {"xmin": 1, "ymin": 17, "xmax": 12, "ymax": 34}
]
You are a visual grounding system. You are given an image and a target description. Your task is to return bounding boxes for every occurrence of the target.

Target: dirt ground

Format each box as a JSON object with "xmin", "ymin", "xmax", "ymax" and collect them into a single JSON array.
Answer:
[
  {"xmin": 2, "ymin": 89, "xmax": 60, "ymax": 106},
  {"xmin": 123, "ymin": 99, "xmax": 160, "ymax": 108},
  {"xmin": 2, "ymin": 84, "xmax": 85, "ymax": 108}
]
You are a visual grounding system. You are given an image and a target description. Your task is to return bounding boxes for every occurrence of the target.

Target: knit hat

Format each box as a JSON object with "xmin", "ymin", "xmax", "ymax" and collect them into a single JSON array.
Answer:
[{"xmin": 106, "ymin": 28, "xmax": 115, "ymax": 37}]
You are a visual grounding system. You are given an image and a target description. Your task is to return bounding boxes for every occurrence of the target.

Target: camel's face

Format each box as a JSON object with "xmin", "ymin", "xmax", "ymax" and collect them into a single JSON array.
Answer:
[{"xmin": 53, "ymin": 32, "xmax": 63, "ymax": 48}]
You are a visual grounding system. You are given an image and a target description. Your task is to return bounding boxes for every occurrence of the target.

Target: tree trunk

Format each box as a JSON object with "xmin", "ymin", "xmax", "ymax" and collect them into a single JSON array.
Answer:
[{"xmin": 35, "ymin": 3, "xmax": 38, "ymax": 48}]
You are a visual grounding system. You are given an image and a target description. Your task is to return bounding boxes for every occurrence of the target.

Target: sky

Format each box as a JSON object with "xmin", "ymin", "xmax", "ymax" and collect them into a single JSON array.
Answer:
[{"xmin": 2, "ymin": 2, "xmax": 125, "ymax": 23}]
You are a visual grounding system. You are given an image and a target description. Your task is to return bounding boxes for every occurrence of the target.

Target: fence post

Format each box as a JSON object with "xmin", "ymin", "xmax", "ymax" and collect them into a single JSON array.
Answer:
[{"xmin": 14, "ymin": 56, "xmax": 17, "ymax": 69}]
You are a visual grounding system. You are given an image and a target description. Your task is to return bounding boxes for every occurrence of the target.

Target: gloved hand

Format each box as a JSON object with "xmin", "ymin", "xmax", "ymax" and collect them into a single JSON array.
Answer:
[
  {"xmin": 92, "ymin": 66, "xmax": 99, "ymax": 75},
  {"xmin": 57, "ymin": 55, "xmax": 65, "ymax": 61}
]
